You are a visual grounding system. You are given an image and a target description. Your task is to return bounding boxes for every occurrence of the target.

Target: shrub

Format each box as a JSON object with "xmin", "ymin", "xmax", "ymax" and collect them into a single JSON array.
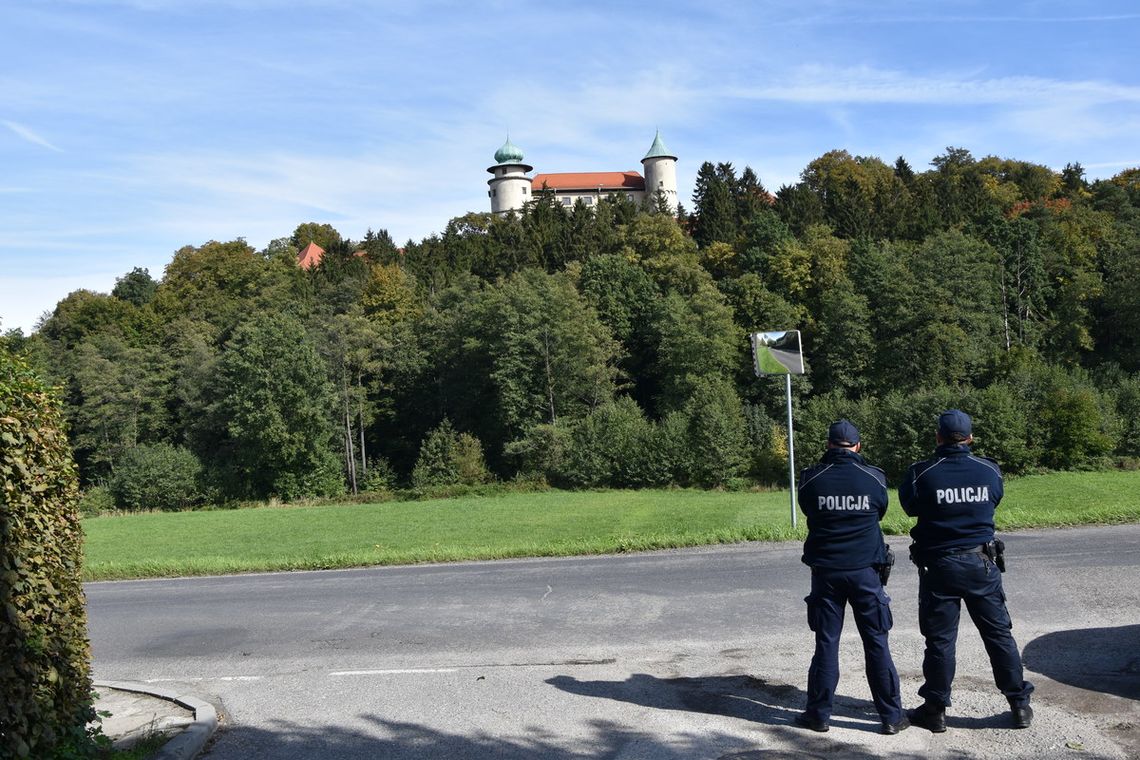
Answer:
[
  {"xmin": 358, "ymin": 457, "xmax": 397, "ymax": 493},
  {"xmin": 412, "ymin": 420, "xmax": 489, "ymax": 489},
  {"xmin": 970, "ymin": 382, "xmax": 1034, "ymax": 473},
  {"xmin": 453, "ymin": 433, "xmax": 490, "ymax": 485},
  {"xmin": 1, "ymin": 347, "xmax": 95, "ymax": 758},
  {"xmin": 77, "ymin": 485, "xmax": 115, "ymax": 517},
  {"xmin": 504, "ymin": 424, "xmax": 570, "ymax": 481},
  {"xmin": 656, "ymin": 410, "xmax": 692, "ymax": 486},
  {"xmin": 558, "ymin": 415, "xmax": 612, "ymax": 488},
  {"xmin": 558, "ymin": 397, "xmax": 668, "ymax": 488},
  {"xmin": 108, "ymin": 443, "xmax": 205, "ymax": 511},
  {"xmin": 1112, "ymin": 374, "xmax": 1140, "ymax": 457},
  {"xmin": 1003, "ymin": 360, "xmax": 1120, "ymax": 470},
  {"xmin": 1037, "ymin": 385, "xmax": 1116, "ymax": 469},
  {"xmin": 637, "ymin": 416, "xmax": 685, "ymax": 488}
]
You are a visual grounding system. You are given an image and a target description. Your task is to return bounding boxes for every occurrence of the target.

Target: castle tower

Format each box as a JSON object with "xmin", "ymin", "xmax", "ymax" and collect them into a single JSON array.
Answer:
[
  {"xmin": 640, "ymin": 130, "xmax": 678, "ymax": 212},
  {"xmin": 487, "ymin": 137, "xmax": 533, "ymax": 213}
]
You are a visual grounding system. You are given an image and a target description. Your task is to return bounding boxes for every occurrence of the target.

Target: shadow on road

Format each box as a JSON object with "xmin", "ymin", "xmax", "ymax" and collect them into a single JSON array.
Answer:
[
  {"xmin": 545, "ymin": 673, "xmax": 888, "ymax": 735},
  {"xmin": 201, "ymin": 714, "xmax": 918, "ymax": 760},
  {"xmin": 1022, "ymin": 624, "xmax": 1140, "ymax": 700},
  {"xmin": 203, "ymin": 716, "xmax": 768, "ymax": 759}
]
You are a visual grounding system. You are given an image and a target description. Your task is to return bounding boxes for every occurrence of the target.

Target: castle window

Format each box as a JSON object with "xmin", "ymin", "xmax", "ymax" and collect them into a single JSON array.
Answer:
[
  {"xmin": 492, "ymin": 189, "xmax": 497, "ymax": 197},
  {"xmin": 561, "ymin": 197, "xmax": 572, "ymax": 206},
  {"xmin": 583, "ymin": 196, "xmax": 594, "ymax": 206}
]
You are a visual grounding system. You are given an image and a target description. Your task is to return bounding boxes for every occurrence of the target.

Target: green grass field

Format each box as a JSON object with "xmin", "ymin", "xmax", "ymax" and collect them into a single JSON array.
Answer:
[{"xmin": 81, "ymin": 469, "xmax": 1140, "ymax": 581}]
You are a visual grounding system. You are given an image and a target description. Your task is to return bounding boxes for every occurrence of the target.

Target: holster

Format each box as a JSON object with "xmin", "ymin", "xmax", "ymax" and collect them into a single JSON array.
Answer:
[
  {"xmin": 875, "ymin": 545, "xmax": 895, "ymax": 586},
  {"xmin": 983, "ymin": 538, "xmax": 1006, "ymax": 572},
  {"xmin": 908, "ymin": 542, "xmax": 927, "ymax": 578}
]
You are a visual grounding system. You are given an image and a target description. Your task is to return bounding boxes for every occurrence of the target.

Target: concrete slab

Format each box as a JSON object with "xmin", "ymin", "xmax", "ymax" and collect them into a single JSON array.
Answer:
[{"xmin": 93, "ymin": 682, "xmax": 218, "ymax": 759}]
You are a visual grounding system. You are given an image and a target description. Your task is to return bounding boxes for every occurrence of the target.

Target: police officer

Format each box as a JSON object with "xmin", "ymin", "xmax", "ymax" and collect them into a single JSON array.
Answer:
[
  {"xmin": 900, "ymin": 409, "xmax": 1034, "ymax": 732},
  {"xmin": 795, "ymin": 420, "xmax": 908, "ymax": 735}
]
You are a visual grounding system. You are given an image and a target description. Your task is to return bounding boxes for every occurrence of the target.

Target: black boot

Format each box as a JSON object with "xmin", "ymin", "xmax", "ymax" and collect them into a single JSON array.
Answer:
[
  {"xmin": 793, "ymin": 712, "xmax": 829, "ymax": 733},
  {"xmin": 1011, "ymin": 703, "xmax": 1033, "ymax": 729},
  {"xmin": 907, "ymin": 702, "xmax": 946, "ymax": 733},
  {"xmin": 881, "ymin": 715, "xmax": 910, "ymax": 735}
]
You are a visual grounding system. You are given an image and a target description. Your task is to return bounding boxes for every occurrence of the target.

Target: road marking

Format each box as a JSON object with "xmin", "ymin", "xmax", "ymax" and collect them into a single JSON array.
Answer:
[
  {"xmin": 145, "ymin": 676, "xmax": 263, "ymax": 682},
  {"xmin": 329, "ymin": 668, "xmax": 460, "ymax": 676},
  {"xmin": 328, "ymin": 658, "xmax": 616, "ymax": 677}
]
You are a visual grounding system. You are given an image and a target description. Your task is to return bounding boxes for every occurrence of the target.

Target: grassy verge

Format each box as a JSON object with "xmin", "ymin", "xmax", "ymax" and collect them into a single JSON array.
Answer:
[
  {"xmin": 82, "ymin": 470, "xmax": 1140, "ymax": 581},
  {"xmin": 753, "ymin": 345, "xmax": 788, "ymax": 374}
]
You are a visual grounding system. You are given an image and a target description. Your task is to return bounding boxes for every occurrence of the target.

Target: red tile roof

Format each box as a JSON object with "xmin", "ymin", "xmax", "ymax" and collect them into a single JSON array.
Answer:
[
  {"xmin": 532, "ymin": 171, "xmax": 645, "ymax": 192},
  {"xmin": 297, "ymin": 243, "xmax": 370, "ymax": 269},
  {"xmin": 297, "ymin": 242, "xmax": 325, "ymax": 269}
]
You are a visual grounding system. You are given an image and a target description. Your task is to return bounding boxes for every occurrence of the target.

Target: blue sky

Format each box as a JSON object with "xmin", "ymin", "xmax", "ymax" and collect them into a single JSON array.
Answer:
[{"xmin": 3, "ymin": 0, "xmax": 1138, "ymax": 333}]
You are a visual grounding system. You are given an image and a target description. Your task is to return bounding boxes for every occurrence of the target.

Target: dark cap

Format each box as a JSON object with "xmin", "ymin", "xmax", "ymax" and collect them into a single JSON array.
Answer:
[
  {"xmin": 828, "ymin": 419, "xmax": 861, "ymax": 446},
  {"xmin": 938, "ymin": 409, "xmax": 973, "ymax": 439}
]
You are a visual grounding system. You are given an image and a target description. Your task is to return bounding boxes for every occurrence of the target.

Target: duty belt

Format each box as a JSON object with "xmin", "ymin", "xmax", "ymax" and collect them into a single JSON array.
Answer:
[
  {"xmin": 945, "ymin": 544, "xmax": 987, "ymax": 556},
  {"xmin": 909, "ymin": 543, "xmax": 986, "ymax": 568}
]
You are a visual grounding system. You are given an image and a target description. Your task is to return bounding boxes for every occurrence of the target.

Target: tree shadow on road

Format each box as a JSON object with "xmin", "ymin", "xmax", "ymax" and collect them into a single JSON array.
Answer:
[
  {"xmin": 201, "ymin": 711, "xmax": 926, "ymax": 760},
  {"xmin": 201, "ymin": 715, "xmax": 783, "ymax": 759},
  {"xmin": 1022, "ymin": 624, "xmax": 1140, "ymax": 700},
  {"xmin": 545, "ymin": 672, "xmax": 887, "ymax": 735}
]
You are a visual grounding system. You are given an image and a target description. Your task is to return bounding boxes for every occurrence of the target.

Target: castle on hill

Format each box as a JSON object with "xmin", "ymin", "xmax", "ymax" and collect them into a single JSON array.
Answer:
[{"xmin": 487, "ymin": 131, "xmax": 678, "ymax": 214}]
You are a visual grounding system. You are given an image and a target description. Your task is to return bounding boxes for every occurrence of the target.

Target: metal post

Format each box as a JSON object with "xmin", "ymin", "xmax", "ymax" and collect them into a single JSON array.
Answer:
[{"xmin": 785, "ymin": 373, "xmax": 797, "ymax": 529}]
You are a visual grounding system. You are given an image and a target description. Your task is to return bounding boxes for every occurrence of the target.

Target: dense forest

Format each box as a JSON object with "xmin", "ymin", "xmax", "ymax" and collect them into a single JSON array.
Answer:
[{"xmin": 4, "ymin": 147, "xmax": 1139, "ymax": 510}]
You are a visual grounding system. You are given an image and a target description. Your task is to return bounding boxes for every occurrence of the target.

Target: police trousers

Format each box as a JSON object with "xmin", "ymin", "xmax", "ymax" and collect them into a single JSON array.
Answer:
[
  {"xmin": 916, "ymin": 552, "xmax": 1034, "ymax": 708},
  {"xmin": 804, "ymin": 566, "xmax": 903, "ymax": 723}
]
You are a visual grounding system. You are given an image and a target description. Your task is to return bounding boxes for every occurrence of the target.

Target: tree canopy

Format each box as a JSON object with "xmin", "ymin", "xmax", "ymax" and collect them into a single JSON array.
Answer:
[{"xmin": 20, "ymin": 150, "xmax": 1140, "ymax": 503}]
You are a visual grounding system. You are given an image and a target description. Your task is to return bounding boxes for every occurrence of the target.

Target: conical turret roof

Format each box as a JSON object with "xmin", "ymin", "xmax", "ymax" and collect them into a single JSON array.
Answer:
[{"xmin": 642, "ymin": 130, "xmax": 676, "ymax": 161}]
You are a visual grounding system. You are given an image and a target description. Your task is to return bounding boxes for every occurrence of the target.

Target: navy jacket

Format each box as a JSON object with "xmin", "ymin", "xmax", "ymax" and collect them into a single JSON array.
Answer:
[
  {"xmin": 900, "ymin": 443, "xmax": 1004, "ymax": 555},
  {"xmin": 798, "ymin": 448, "xmax": 890, "ymax": 569}
]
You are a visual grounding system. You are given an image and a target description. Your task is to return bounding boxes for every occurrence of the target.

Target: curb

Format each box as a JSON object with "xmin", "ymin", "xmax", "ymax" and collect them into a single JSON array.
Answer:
[{"xmin": 94, "ymin": 681, "xmax": 219, "ymax": 760}]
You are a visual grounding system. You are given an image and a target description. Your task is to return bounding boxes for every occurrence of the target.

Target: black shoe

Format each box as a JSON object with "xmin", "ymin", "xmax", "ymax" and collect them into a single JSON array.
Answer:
[
  {"xmin": 794, "ymin": 712, "xmax": 829, "ymax": 733},
  {"xmin": 881, "ymin": 715, "xmax": 910, "ymax": 735},
  {"xmin": 1011, "ymin": 704, "xmax": 1033, "ymax": 729},
  {"xmin": 907, "ymin": 703, "xmax": 946, "ymax": 733}
]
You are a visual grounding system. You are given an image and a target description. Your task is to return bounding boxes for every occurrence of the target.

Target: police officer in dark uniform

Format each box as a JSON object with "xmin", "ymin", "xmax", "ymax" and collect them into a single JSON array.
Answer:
[
  {"xmin": 794, "ymin": 420, "xmax": 908, "ymax": 735},
  {"xmin": 901, "ymin": 409, "xmax": 1034, "ymax": 732}
]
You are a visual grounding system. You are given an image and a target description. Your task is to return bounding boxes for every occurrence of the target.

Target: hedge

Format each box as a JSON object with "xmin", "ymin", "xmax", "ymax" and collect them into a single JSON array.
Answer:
[{"xmin": 1, "ymin": 345, "xmax": 94, "ymax": 758}]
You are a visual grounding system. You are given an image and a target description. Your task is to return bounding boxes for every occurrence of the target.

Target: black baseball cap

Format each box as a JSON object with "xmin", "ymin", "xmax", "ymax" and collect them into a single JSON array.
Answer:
[
  {"xmin": 938, "ymin": 409, "xmax": 973, "ymax": 439},
  {"xmin": 828, "ymin": 419, "xmax": 861, "ymax": 446}
]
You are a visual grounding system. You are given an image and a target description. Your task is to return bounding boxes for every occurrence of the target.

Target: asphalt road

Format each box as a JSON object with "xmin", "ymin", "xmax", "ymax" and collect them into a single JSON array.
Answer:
[
  {"xmin": 87, "ymin": 524, "xmax": 1140, "ymax": 759},
  {"xmin": 766, "ymin": 347, "xmax": 804, "ymax": 374}
]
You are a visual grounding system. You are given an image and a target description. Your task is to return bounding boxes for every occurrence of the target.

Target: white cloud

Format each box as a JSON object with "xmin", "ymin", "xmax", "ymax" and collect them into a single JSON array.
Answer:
[
  {"xmin": 2, "ymin": 120, "xmax": 63, "ymax": 152},
  {"xmin": 725, "ymin": 66, "xmax": 1140, "ymax": 107},
  {"xmin": 89, "ymin": 147, "xmax": 481, "ymax": 250},
  {"xmin": 482, "ymin": 65, "xmax": 704, "ymax": 155}
]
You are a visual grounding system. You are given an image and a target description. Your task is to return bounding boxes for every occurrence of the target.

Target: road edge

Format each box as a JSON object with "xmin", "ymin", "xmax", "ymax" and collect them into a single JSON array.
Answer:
[{"xmin": 94, "ymin": 681, "xmax": 218, "ymax": 760}]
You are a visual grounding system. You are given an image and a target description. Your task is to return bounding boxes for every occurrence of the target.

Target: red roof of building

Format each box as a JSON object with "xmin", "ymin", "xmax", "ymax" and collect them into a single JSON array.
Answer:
[
  {"xmin": 297, "ymin": 242, "xmax": 325, "ymax": 269},
  {"xmin": 532, "ymin": 171, "xmax": 645, "ymax": 192},
  {"xmin": 297, "ymin": 243, "xmax": 370, "ymax": 269}
]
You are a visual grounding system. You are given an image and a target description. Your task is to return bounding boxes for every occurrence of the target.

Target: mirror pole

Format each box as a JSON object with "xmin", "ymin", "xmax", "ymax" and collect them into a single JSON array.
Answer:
[{"xmin": 786, "ymin": 372, "xmax": 797, "ymax": 529}]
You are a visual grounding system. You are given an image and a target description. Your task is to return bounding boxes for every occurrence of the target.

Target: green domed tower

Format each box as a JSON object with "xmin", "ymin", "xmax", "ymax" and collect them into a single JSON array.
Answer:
[{"xmin": 487, "ymin": 136, "xmax": 534, "ymax": 213}]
